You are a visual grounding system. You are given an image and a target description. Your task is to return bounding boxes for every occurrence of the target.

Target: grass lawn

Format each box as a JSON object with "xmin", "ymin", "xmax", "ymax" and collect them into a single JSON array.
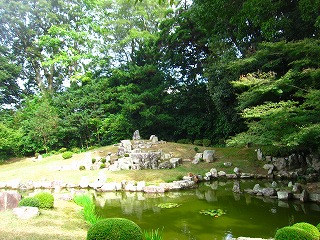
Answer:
[{"xmin": 0, "ymin": 142, "xmax": 265, "ymax": 239}]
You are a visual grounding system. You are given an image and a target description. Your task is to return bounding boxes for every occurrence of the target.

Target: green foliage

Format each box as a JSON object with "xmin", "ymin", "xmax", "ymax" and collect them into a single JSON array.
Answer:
[
  {"xmin": 34, "ymin": 192, "xmax": 54, "ymax": 209},
  {"xmin": 227, "ymin": 40, "xmax": 320, "ymax": 153},
  {"xmin": 59, "ymin": 148, "xmax": 68, "ymax": 153},
  {"xmin": 86, "ymin": 218, "xmax": 144, "ymax": 240},
  {"xmin": 194, "ymin": 147, "xmax": 199, "ymax": 152},
  {"xmin": 316, "ymin": 223, "xmax": 320, "ymax": 232},
  {"xmin": 101, "ymin": 158, "xmax": 106, "ymax": 164},
  {"xmin": 18, "ymin": 197, "xmax": 40, "ymax": 208},
  {"xmin": 79, "ymin": 165, "xmax": 86, "ymax": 171},
  {"xmin": 202, "ymin": 139, "xmax": 211, "ymax": 147},
  {"xmin": 177, "ymin": 139, "xmax": 192, "ymax": 144},
  {"xmin": 143, "ymin": 229, "xmax": 163, "ymax": 240},
  {"xmin": 100, "ymin": 163, "xmax": 106, "ymax": 169},
  {"xmin": 199, "ymin": 209, "xmax": 226, "ymax": 218},
  {"xmin": 91, "ymin": 158, "xmax": 96, "ymax": 164},
  {"xmin": 74, "ymin": 194, "xmax": 100, "ymax": 225},
  {"xmin": 156, "ymin": 203, "xmax": 181, "ymax": 209},
  {"xmin": 193, "ymin": 140, "xmax": 202, "ymax": 146},
  {"xmin": 275, "ymin": 226, "xmax": 314, "ymax": 240},
  {"xmin": 292, "ymin": 223, "xmax": 320, "ymax": 240},
  {"xmin": 62, "ymin": 151, "xmax": 73, "ymax": 159}
]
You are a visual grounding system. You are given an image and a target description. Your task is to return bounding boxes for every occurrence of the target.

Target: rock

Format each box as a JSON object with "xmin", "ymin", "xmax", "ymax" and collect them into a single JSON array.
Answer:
[
  {"xmin": 292, "ymin": 183, "xmax": 302, "ymax": 193},
  {"xmin": 136, "ymin": 181, "xmax": 145, "ymax": 191},
  {"xmin": 0, "ymin": 191, "xmax": 22, "ymax": 211},
  {"xmin": 6, "ymin": 179, "xmax": 21, "ymax": 189},
  {"xmin": 272, "ymin": 157, "xmax": 287, "ymax": 171},
  {"xmin": 143, "ymin": 185, "xmax": 165, "ymax": 193},
  {"xmin": 288, "ymin": 181, "xmax": 293, "ymax": 188},
  {"xmin": 300, "ymin": 189, "xmax": 308, "ymax": 202},
  {"xmin": 169, "ymin": 158, "xmax": 182, "ymax": 168},
  {"xmin": 13, "ymin": 207, "xmax": 40, "ymax": 219},
  {"xmin": 192, "ymin": 153, "xmax": 203, "ymax": 164},
  {"xmin": 218, "ymin": 171, "xmax": 226, "ymax": 177},
  {"xmin": 277, "ymin": 191, "xmax": 292, "ymax": 200},
  {"xmin": 210, "ymin": 168, "xmax": 218, "ymax": 178},
  {"xmin": 224, "ymin": 162, "xmax": 232, "ymax": 167},
  {"xmin": 132, "ymin": 130, "xmax": 140, "ymax": 140},
  {"xmin": 203, "ymin": 150, "xmax": 215, "ymax": 163},
  {"xmin": 261, "ymin": 188, "xmax": 277, "ymax": 197},
  {"xmin": 158, "ymin": 161, "xmax": 172, "ymax": 169},
  {"xmin": 79, "ymin": 176, "xmax": 89, "ymax": 188},
  {"xmin": 233, "ymin": 167, "xmax": 241, "ymax": 175},
  {"xmin": 120, "ymin": 140, "xmax": 132, "ymax": 153},
  {"xmin": 256, "ymin": 149, "xmax": 264, "ymax": 161},
  {"xmin": 309, "ymin": 193, "xmax": 320, "ymax": 202},
  {"xmin": 149, "ymin": 135, "xmax": 158, "ymax": 143},
  {"xmin": 263, "ymin": 164, "xmax": 274, "ymax": 174},
  {"xmin": 271, "ymin": 181, "xmax": 277, "ymax": 188},
  {"xmin": 226, "ymin": 174, "xmax": 238, "ymax": 179},
  {"xmin": 101, "ymin": 182, "xmax": 118, "ymax": 191},
  {"xmin": 253, "ymin": 184, "xmax": 261, "ymax": 193}
]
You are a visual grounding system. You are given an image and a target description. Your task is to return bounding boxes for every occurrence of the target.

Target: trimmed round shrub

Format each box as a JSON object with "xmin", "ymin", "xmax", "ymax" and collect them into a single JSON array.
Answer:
[
  {"xmin": 275, "ymin": 226, "xmax": 314, "ymax": 240},
  {"xmin": 62, "ymin": 151, "xmax": 73, "ymax": 159},
  {"xmin": 18, "ymin": 197, "xmax": 40, "ymax": 208},
  {"xmin": 87, "ymin": 218, "xmax": 144, "ymax": 240},
  {"xmin": 292, "ymin": 222, "xmax": 320, "ymax": 239},
  {"xmin": 34, "ymin": 192, "xmax": 54, "ymax": 209}
]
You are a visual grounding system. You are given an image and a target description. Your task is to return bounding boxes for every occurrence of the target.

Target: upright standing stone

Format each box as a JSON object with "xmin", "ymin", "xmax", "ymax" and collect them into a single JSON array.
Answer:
[
  {"xmin": 203, "ymin": 150, "xmax": 215, "ymax": 163},
  {"xmin": 132, "ymin": 130, "xmax": 141, "ymax": 140},
  {"xmin": 0, "ymin": 192, "xmax": 21, "ymax": 211}
]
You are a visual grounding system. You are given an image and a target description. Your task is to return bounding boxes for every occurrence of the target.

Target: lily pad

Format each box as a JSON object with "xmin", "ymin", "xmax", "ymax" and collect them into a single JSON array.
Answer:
[
  {"xmin": 199, "ymin": 209, "xmax": 226, "ymax": 218},
  {"xmin": 156, "ymin": 203, "xmax": 181, "ymax": 209}
]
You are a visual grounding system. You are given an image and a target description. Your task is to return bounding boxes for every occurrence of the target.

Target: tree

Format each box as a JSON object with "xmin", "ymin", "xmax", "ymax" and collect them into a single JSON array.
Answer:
[
  {"xmin": 18, "ymin": 97, "xmax": 59, "ymax": 154},
  {"xmin": 0, "ymin": 45, "xmax": 21, "ymax": 108},
  {"xmin": 227, "ymin": 39, "xmax": 320, "ymax": 154}
]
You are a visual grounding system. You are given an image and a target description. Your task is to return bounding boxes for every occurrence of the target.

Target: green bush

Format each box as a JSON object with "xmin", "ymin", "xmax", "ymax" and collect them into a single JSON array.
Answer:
[
  {"xmin": 193, "ymin": 140, "xmax": 203, "ymax": 146},
  {"xmin": 59, "ymin": 147, "xmax": 67, "ymax": 153},
  {"xmin": 275, "ymin": 226, "xmax": 314, "ymax": 240},
  {"xmin": 101, "ymin": 158, "xmax": 106, "ymax": 164},
  {"xmin": 202, "ymin": 139, "xmax": 211, "ymax": 147},
  {"xmin": 100, "ymin": 163, "xmax": 106, "ymax": 169},
  {"xmin": 79, "ymin": 165, "xmax": 86, "ymax": 171},
  {"xmin": 72, "ymin": 147, "xmax": 81, "ymax": 153},
  {"xmin": 18, "ymin": 197, "xmax": 40, "ymax": 208},
  {"xmin": 62, "ymin": 151, "xmax": 73, "ymax": 159},
  {"xmin": 292, "ymin": 222, "xmax": 320, "ymax": 239},
  {"xmin": 194, "ymin": 146, "xmax": 199, "ymax": 152},
  {"xmin": 34, "ymin": 192, "xmax": 54, "ymax": 209},
  {"xmin": 177, "ymin": 139, "xmax": 192, "ymax": 144},
  {"xmin": 92, "ymin": 158, "xmax": 96, "ymax": 164},
  {"xmin": 316, "ymin": 223, "xmax": 320, "ymax": 232},
  {"xmin": 87, "ymin": 218, "xmax": 144, "ymax": 240}
]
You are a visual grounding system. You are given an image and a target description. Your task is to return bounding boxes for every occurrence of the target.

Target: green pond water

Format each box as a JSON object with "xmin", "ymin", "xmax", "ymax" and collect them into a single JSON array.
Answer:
[{"xmin": 94, "ymin": 180, "xmax": 320, "ymax": 240}]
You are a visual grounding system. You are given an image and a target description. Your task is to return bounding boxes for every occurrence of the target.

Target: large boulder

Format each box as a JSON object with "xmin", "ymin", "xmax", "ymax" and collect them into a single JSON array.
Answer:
[
  {"xmin": 132, "ymin": 130, "xmax": 141, "ymax": 140},
  {"xmin": 203, "ymin": 150, "xmax": 215, "ymax": 163},
  {"xmin": 13, "ymin": 206, "xmax": 40, "ymax": 219},
  {"xmin": 169, "ymin": 158, "xmax": 182, "ymax": 168},
  {"xmin": 272, "ymin": 157, "xmax": 287, "ymax": 171},
  {"xmin": 158, "ymin": 161, "xmax": 172, "ymax": 169},
  {"xmin": 0, "ymin": 191, "xmax": 22, "ymax": 211}
]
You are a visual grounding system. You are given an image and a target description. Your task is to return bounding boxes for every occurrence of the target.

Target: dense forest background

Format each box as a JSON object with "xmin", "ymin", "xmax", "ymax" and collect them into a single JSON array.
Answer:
[{"xmin": 0, "ymin": 0, "xmax": 319, "ymax": 158}]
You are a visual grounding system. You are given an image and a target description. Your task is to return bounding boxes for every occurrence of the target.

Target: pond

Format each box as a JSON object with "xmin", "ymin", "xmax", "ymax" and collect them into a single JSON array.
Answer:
[{"xmin": 94, "ymin": 180, "xmax": 320, "ymax": 240}]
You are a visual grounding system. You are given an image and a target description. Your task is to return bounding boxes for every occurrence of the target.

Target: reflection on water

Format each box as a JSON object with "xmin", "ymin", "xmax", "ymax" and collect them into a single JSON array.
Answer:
[{"xmin": 94, "ymin": 180, "xmax": 320, "ymax": 240}]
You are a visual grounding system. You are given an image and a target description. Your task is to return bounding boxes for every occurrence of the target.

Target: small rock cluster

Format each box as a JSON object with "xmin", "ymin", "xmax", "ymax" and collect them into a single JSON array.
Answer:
[{"xmin": 244, "ymin": 181, "xmax": 320, "ymax": 203}]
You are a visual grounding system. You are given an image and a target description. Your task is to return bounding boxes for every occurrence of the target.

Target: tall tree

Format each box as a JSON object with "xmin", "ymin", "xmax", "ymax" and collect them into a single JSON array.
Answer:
[{"xmin": 0, "ymin": 45, "xmax": 21, "ymax": 108}]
